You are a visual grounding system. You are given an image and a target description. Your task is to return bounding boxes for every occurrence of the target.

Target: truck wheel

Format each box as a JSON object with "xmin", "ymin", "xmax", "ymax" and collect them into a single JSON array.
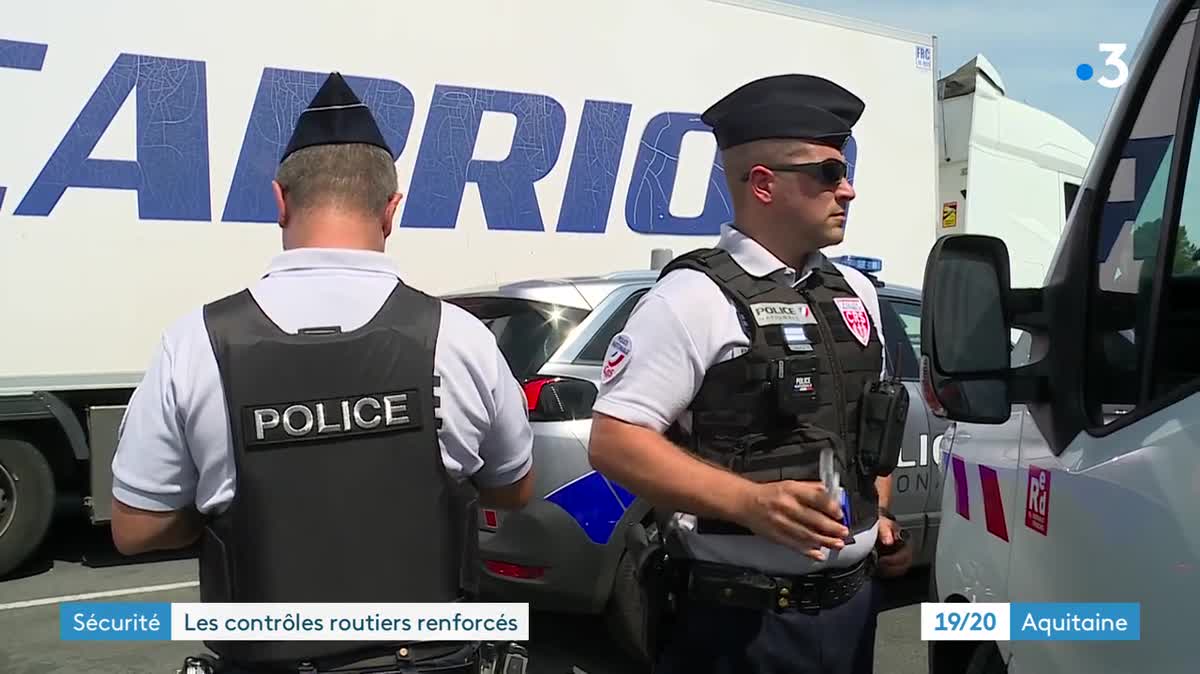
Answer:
[
  {"xmin": 605, "ymin": 549, "xmax": 650, "ymax": 665},
  {"xmin": 965, "ymin": 642, "xmax": 1006, "ymax": 674},
  {"xmin": 0, "ymin": 438, "xmax": 56, "ymax": 578}
]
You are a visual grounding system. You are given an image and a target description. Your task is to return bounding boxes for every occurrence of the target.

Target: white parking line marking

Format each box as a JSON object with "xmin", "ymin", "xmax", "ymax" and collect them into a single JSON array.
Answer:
[{"xmin": 0, "ymin": 580, "xmax": 199, "ymax": 611}]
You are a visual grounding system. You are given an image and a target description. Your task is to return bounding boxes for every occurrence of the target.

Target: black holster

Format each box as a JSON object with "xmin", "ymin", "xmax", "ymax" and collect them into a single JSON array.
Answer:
[
  {"xmin": 627, "ymin": 521, "xmax": 678, "ymax": 664},
  {"xmin": 857, "ymin": 379, "xmax": 909, "ymax": 477},
  {"xmin": 180, "ymin": 654, "xmax": 220, "ymax": 674}
]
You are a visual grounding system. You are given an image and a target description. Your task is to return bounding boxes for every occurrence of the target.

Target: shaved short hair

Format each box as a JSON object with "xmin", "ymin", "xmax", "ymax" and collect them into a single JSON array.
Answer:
[
  {"xmin": 720, "ymin": 139, "xmax": 818, "ymax": 202},
  {"xmin": 275, "ymin": 143, "xmax": 398, "ymax": 217}
]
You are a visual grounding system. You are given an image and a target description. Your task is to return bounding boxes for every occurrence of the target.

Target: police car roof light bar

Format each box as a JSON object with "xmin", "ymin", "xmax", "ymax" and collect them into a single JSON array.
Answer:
[{"xmin": 831, "ymin": 255, "xmax": 883, "ymax": 274}]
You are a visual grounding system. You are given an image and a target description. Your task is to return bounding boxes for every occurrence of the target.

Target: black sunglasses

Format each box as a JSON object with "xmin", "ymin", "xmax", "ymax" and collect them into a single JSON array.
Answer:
[{"xmin": 740, "ymin": 158, "xmax": 849, "ymax": 187}]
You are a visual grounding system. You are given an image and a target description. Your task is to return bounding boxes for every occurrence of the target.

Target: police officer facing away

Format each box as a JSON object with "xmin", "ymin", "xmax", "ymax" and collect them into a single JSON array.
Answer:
[
  {"xmin": 109, "ymin": 73, "xmax": 535, "ymax": 674},
  {"xmin": 587, "ymin": 74, "xmax": 912, "ymax": 673}
]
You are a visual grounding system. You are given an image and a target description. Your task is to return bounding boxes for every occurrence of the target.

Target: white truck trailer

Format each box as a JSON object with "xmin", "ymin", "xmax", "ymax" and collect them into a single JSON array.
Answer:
[
  {"xmin": 1, "ymin": 0, "xmax": 1083, "ymax": 580},
  {"xmin": 0, "ymin": 0, "xmax": 943, "ymax": 577},
  {"xmin": 935, "ymin": 53, "xmax": 1096, "ymax": 291}
]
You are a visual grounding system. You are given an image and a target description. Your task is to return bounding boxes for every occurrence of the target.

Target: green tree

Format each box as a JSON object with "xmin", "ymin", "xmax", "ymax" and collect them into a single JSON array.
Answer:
[{"xmin": 1132, "ymin": 218, "xmax": 1200, "ymax": 275}]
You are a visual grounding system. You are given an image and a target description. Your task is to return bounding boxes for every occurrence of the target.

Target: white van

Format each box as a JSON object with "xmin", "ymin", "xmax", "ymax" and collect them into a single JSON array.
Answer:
[{"xmin": 923, "ymin": 0, "xmax": 1200, "ymax": 672}]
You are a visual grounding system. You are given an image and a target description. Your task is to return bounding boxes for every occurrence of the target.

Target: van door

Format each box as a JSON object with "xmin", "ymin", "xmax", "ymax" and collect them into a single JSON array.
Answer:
[{"xmin": 1006, "ymin": 5, "xmax": 1200, "ymax": 672}]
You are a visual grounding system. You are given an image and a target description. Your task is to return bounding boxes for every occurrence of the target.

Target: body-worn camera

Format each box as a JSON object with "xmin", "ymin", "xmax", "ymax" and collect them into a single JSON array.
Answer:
[{"xmin": 771, "ymin": 355, "xmax": 820, "ymax": 416}]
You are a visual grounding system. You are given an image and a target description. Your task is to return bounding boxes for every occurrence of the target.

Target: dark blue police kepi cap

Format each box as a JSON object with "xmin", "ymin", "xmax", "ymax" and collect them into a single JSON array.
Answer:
[
  {"xmin": 701, "ymin": 74, "xmax": 865, "ymax": 150},
  {"xmin": 280, "ymin": 72, "xmax": 392, "ymax": 163}
]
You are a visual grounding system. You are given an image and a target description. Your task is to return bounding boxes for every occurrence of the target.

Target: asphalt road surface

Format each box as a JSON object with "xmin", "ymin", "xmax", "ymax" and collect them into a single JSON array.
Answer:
[{"xmin": 0, "ymin": 517, "xmax": 928, "ymax": 673}]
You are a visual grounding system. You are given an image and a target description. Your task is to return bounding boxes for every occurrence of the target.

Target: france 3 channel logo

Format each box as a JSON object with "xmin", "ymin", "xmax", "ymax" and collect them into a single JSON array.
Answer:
[{"xmin": 1077, "ymin": 43, "xmax": 1131, "ymax": 88}]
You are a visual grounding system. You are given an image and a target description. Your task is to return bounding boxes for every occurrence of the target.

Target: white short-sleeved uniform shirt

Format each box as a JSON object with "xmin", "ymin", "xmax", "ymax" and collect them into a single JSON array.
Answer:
[
  {"xmin": 111, "ymin": 248, "xmax": 533, "ymax": 515},
  {"xmin": 592, "ymin": 224, "xmax": 886, "ymax": 576}
]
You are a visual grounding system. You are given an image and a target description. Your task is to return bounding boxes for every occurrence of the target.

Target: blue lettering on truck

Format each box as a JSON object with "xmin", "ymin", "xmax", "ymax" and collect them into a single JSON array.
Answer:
[
  {"xmin": 0, "ymin": 39, "xmax": 49, "ymax": 210},
  {"xmin": 15, "ymin": 53, "xmax": 213, "ymax": 221},
  {"xmin": 0, "ymin": 40, "xmax": 860, "ymax": 234},
  {"xmin": 401, "ymin": 84, "xmax": 567, "ymax": 232}
]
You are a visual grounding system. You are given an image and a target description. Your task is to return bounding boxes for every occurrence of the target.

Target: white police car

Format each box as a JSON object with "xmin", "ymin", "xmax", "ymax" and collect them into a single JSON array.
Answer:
[{"xmin": 445, "ymin": 254, "xmax": 949, "ymax": 658}]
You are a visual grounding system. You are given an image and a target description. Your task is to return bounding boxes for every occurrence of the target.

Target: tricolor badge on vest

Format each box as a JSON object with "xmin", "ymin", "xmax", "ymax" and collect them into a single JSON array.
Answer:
[
  {"xmin": 834, "ymin": 297, "xmax": 872, "ymax": 347},
  {"xmin": 601, "ymin": 333, "xmax": 632, "ymax": 384},
  {"xmin": 782, "ymin": 324, "xmax": 813, "ymax": 352}
]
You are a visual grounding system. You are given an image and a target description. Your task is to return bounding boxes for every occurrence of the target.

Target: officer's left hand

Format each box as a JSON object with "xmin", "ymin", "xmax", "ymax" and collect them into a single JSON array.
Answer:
[{"xmin": 875, "ymin": 517, "xmax": 912, "ymax": 578}]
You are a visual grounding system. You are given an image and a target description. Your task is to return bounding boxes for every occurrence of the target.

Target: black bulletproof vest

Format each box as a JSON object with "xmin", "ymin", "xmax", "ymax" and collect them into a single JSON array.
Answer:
[
  {"xmin": 199, "ymin": 282, "xmax": 479, "ymax": 668},
  {"xmin": 662, "ymin": 248, "xmax": 885, "ymax": 537}
]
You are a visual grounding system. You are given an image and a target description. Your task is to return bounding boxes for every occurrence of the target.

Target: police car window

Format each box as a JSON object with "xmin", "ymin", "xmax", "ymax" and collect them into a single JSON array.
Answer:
[
  {"xmin": 576, "ymin": 290, "xmax": 649, "ymax": 364},
  {"xmin": 1085, "ymin": 5, "xmax": 1200, "ymax": 426},
  {"xmin": 878, "ymin": 298, "xmax": 920, "ymax": 380},
  {"xmin": 449, "ymin": 297, "xmax": 588, "ymax": 379}
]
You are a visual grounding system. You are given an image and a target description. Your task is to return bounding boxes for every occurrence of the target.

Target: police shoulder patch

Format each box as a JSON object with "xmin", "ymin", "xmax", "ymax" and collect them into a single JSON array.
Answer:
[
  {"xmin": 834, "ymin": 297, "xmax": 872, "ymax": 347},
  {"xmin": 601, "ymin": 333, "xmax": 633, "ymax": 384}
]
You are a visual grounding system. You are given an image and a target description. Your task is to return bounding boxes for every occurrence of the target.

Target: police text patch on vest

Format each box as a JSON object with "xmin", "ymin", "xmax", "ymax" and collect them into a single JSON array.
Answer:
[
  {"xmin": 601, "ymin": 333, "xmax": 632, "ymax": 384},
  {"xmin": 242, "ymin": 390, "xmax": 421, "ymax": 448},
  {"xmin": 751, "ymin": 302, "xmax": 818, "ymax": 327},
  {"xmin": 793, "ymin": 374, "xmax": 815, "ymax": 393}
]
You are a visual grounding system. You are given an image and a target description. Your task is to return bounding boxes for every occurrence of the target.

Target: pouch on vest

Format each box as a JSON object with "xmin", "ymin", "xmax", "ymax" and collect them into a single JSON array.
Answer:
[
  {"xmin": 856, "ymin": 379, "xmax": 909, "ymax": 477},
  {"xmin": 771, "ymin": 355, "xmax": 820, "ymax": 416},
  {"xmin": 727, "ymin": 430, "xmax": 830, "ymax": 483}
]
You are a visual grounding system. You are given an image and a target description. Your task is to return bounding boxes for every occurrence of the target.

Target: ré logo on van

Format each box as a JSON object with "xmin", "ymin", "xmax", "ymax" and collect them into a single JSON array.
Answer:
[{"xmin": 1024, "ymin": 465, "xmax": 1051, "ymax": 535}]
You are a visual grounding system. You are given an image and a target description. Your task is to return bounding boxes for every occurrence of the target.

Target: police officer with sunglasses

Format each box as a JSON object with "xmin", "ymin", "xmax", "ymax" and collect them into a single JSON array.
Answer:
[{"xmin": 587, "ymin": 74, "xmax": 912, "ymax": 673}]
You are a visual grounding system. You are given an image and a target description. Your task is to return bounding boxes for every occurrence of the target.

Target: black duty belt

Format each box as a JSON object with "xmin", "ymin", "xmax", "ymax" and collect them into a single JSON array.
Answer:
[
  {"xmin": 695, "ymin": 518, "xmax": 859, "ymax": 545},
  {"xmin": 182, "ymin": 641, "xmax": 514, "ymax": 674},
  {"xmin": 681, "ymin": 553, "xmax": 874, "ymax": 614},
  {"xmin": 694, "ymin": 517, "xmax": 754, "ymax": 535}
]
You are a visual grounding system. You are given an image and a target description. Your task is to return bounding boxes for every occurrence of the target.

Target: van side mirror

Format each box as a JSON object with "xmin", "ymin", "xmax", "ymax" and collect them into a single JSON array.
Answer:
[{"xmin": 919, "ymin": 235, "xmax": 1016, "ymax": 424}]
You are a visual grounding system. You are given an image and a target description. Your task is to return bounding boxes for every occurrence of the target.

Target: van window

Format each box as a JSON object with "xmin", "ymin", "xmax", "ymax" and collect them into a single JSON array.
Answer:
[
  {"xmin": 448, "ymin": 297, "xmax": 589, "ymax": 379},
  {"xmin": 1011, "ymin": 330, "xmax": 1033, "ymax": 368},
  {"xmin": 1064, "ymin": 181, "xmax": 1081, "ymax": 220},
  {"xmin": 1147, "ymin": 136, "xmax": 1200, "ymax": 399},
  {"xmin": 1084, "ymin": 6, "xmax": 1200, "ymax": 426}
]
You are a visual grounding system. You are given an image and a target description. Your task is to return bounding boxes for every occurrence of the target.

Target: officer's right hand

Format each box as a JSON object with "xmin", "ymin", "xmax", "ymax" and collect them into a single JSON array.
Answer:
[{"xmin": 736, "ymin": 481, "xmax": 850, "ymax": 561}]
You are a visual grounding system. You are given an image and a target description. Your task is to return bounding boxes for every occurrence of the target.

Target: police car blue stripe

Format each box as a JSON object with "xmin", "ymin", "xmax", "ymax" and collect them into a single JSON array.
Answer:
[
  {"xmin": 545, "ymin": 471, "xmax": 629, "ymax": 545},
  {"xmin": 607, "ymin": 479, "xmax": 637, "ymax": 509}
]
